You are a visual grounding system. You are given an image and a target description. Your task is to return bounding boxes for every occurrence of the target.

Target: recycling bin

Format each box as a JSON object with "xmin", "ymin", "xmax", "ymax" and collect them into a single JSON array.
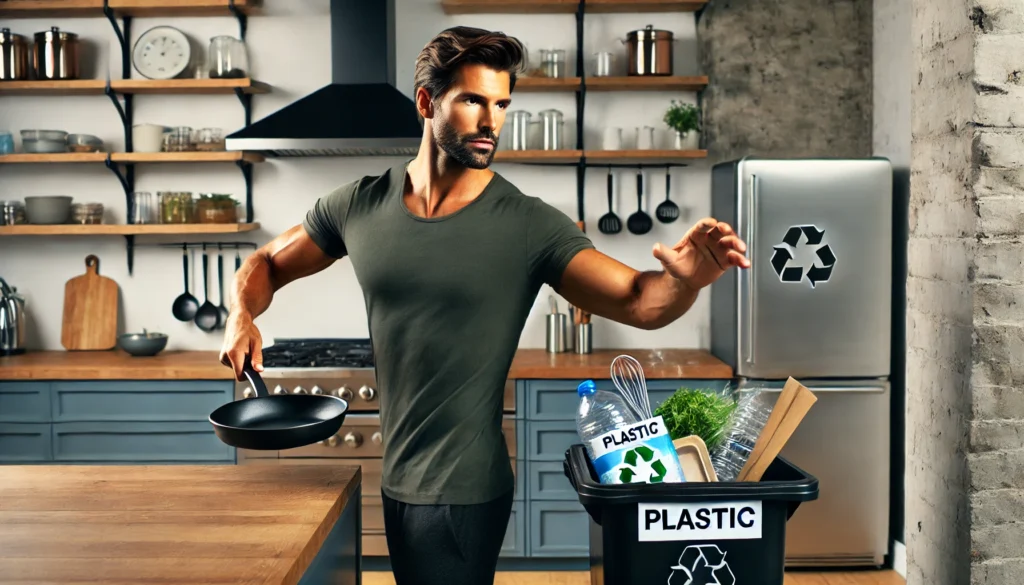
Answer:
[{"xmin": 563, "ymin": 444, "xmax": 819, "ymax": 585}]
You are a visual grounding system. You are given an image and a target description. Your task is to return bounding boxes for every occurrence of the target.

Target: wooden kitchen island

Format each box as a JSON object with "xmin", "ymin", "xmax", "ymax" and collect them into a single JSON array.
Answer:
[{"xmin": 0, "ymin": 464, "xmax": 362, "ymax": 584}]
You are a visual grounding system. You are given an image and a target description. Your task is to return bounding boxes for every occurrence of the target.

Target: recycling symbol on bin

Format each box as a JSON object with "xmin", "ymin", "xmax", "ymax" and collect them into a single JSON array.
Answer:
[
  {"xmin": 617, "ymin": 445, "xmax": 668, "ymax": 483},
  {"xmin": 770, "ymin": 224, "xmax": 836, "ymax": 288},
  {"xmin": 668, "ymin": 544, "xmax": 735, "ymax": 585}
]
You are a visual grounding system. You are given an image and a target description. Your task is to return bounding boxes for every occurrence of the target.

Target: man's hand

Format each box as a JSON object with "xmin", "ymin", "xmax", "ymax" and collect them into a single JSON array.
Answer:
[
  {"xmin": 219, "ymin": 311, "xmax": 264, "ymax": 381},
  {"xmin": 652, "ymin": 218, "xmax": 750, "ymax": 291}
]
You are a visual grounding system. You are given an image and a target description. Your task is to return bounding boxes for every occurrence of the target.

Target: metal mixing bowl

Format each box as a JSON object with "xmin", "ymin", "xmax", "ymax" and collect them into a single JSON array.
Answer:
[{"xmin": 118, "ymin": 330, "xmax": 168, "ymax": 357}]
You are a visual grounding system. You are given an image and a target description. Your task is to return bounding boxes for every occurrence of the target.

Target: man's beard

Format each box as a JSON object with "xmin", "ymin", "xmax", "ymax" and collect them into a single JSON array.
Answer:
[{"xmin": 435, "ymin": 122, "xmax": 499, "ymax": 170}]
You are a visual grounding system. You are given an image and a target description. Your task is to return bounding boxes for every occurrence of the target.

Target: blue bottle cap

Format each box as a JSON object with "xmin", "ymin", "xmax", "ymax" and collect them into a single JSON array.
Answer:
[{"xmin": 577, "ymin": 379, "xmax": 597, "ymax": 397}]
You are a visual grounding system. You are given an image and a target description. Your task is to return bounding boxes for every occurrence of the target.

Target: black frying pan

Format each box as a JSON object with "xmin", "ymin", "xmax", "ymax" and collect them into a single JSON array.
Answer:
[{"xmin": 209, "ymin": 356, "xmax": 349, "ymax": 450}]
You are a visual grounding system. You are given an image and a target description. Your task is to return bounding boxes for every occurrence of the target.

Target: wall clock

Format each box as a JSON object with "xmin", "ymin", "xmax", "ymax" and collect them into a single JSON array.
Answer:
[{"xmin": 132, "ymin": 26, "xmax": 191, "ymax": 80}]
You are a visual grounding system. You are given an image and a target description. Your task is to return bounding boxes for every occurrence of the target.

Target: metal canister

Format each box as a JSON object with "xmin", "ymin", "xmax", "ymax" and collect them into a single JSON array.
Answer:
[
  {"xmin": 574, "ymin": 323, "xmax": 592, "ymax": 354},
  {"xmin": 0, "ymin": 28, "xmax": 29, "ymax": 81},
  {"xmin": 33, "ymin": 27, "xmax": 79, "ymax": 80},
  {"xmin": 546, "ymin": 312, "xmax": 568, "ymax": 353},
  {"xmin": 538, "ymin": 109, "xmax": 563, "ymax": 151},
  {"xmin": 507, "ymin": 110, "xmax": 532, "ymax": 151}
]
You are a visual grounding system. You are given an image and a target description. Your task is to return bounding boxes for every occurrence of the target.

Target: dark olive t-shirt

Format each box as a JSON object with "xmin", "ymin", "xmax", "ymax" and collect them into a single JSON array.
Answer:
[{"xmin": 302, "ymin": 161, "xmax": 594, "ymax": 505}]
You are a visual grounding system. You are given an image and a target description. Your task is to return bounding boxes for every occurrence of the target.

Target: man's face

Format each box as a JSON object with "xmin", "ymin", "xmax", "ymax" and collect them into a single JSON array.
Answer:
[{"xmin": 430, "ymin": 64, "xmax": 512, "ymax": 169}]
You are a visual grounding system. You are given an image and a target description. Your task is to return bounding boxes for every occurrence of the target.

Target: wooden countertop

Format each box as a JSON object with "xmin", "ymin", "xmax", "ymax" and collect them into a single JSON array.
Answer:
[
  {"xmin": 0, "ymin": 348, "xmax": 732, "ymax": 380},
  {"xmin": 0, "ymin": 464, "xmax": 361, "ymax": 585}
]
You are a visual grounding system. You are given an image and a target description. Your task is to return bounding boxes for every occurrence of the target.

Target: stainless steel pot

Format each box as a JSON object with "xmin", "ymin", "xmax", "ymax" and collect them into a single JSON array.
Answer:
[
  {"xmin": 33, "ymin": 27, "xmax": 79, "ymax": 80},
  {"xmin": 624, "ymin": 25, "xmax": 674, "ymax": 76},
  {"xmin": 0, "ymin": 28, "xmax": 29, "ymax": 81}
]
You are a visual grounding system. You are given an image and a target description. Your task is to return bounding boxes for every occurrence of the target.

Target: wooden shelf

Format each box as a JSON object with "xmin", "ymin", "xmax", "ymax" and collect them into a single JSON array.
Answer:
[
  {"xmin": 516, "ymin": 76, "xmax": 708, "ymax": 92},
  {"xmin": 442, "ymin": 0, "xmax": 706, "ymax": 14},
  {"xmin": 494, "ymin": 150, "xmax": 583, "ymax": 163},
  {"xmin": 0, "ymin": 0, "xmax": 262, "ymax": 18},
  {"xmin": 0, "ymin": 78, "xmax": 269, "ymax": 97},
  {"xmin": 0, "ymin": 151, "xmax": 264, "ymax": 164},
  {"xmin": 0, "ymin": 223, "xmax": 260, "ymax": 236},
  {"xmin": 493, "ymin": 149, "xmax": 705, "ymax": 163},
  {"xmin": 110, "ymin": 151, "xmax": 265, "ymax": 163}
]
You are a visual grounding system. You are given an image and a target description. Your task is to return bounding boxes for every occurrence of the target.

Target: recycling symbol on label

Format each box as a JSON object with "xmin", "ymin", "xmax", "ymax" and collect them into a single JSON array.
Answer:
[
  {"xmin": 770, "ymin": 225, "xmax": 836, "ymax": 288},
  {"xmin": 668, "ymin": 544, "xmax": 735, "ymax": 585},
  {"xmin": 617, "ymin": 445, "xmax": 668, "ymax": 483}
]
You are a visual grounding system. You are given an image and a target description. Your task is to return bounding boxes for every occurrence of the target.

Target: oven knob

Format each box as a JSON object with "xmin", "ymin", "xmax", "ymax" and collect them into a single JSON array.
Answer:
[
  {"xmin": 372, "ymin": 431, "xmax": 383, "ymax": 445},
  {"xmin": 242, "ymin": 387, "xmax": 253, "ymax": 398},
  {"xmin": 336, "ymin": 386, "xmax": 354, "ymax": 401},
  {"xmin": 293, "ymin": 386, "xmax": 307, "ymax": 394},
  {"xmin": 311, "ymin": 386, "xmax": 324, "ymax": 395},
  {"xmin": 320, "ymin": 435, "xmax": 338, "ymax": 447},
  {"xmin": 344, "ymin": 432, "xmax": 363, "ymax": 448},
  {"xmin": 273, "ymin": 385, "xmax": 288, "ymax": 395},
  {"xmin": 358, "ymin": 385, "xmax": 376, "ymax": 401}
]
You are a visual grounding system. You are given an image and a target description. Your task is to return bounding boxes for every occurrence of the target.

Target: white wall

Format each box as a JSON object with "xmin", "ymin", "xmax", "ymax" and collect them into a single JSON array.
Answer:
[{"xmin": 0, "ymin": 0, "xmax": 712, "ymax": 352}]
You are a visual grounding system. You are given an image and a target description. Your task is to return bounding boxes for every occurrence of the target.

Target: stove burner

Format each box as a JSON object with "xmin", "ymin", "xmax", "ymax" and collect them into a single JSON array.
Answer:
[{"xmin": 261, "ymin": 338, "xmax": 374, "ymax": 369}]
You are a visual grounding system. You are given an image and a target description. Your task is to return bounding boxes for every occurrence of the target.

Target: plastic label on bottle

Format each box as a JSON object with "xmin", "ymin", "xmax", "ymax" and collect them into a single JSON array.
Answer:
[{"xmin": 588, "ymin": 415, "xmax": 685, "ymax": 484}]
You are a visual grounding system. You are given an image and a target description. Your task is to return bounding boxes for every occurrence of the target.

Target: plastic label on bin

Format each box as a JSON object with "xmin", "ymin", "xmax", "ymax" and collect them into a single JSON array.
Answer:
[
  {"xmin": 588, "ymin": 415, "xmax": 685, "ymax": 484},
  {"xmin": 639, "ymin": 501, "xmax": 763, "ymax": 541}
]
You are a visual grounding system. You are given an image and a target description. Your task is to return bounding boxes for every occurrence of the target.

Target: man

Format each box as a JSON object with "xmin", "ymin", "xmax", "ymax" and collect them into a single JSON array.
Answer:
[{"xmin": 220, "ymin": 26, "xmax": 749, "ymax": 585}]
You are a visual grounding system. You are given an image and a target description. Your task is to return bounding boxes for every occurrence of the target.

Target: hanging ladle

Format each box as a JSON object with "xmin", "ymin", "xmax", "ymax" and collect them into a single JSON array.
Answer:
[
  {"xmin": 171, "ymin": 244, "xmax": 199, "ymax": 322},
  {"xmin": 194, "ymin": 244, "xmax": 220, "ymax": 333},
  {"xmin": 216, "ymin": 244, "xmax": 229, "ymax": 330}
]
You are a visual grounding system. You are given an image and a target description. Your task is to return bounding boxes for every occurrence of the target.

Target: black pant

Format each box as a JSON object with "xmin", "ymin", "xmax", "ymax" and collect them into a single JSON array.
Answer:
[{"xmin": 382, "ymin": 489, "xmax": 514, "ymax": 585}]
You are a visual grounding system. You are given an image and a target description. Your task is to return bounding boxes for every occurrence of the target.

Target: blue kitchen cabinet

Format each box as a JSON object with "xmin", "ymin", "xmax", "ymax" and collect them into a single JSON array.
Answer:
[{"xmin": 0, "ymin": 380, "xmax": 236, "ymax": 464}]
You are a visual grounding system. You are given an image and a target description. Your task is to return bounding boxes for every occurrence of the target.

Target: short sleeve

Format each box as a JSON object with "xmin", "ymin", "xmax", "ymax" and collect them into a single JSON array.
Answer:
[
  {"xmin": 527, "ymin": 198, "xmax": 595, "ymax": 287},
  {"xmin": 302, "ymin": 180, "xmax": 358, "ymax": 258}
]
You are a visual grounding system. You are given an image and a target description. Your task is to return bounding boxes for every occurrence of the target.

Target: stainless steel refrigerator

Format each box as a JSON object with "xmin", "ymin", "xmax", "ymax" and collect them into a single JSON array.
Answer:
[{"xmin": 710, "ymin": 157, "xmax": 892, "ymax": 567}]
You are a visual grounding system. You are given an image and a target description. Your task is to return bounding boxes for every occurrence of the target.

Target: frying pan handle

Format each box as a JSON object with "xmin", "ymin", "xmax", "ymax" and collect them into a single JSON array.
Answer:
[{"xmin": 242, "ymin": 355, "xmax": 269, "ymax": 398}]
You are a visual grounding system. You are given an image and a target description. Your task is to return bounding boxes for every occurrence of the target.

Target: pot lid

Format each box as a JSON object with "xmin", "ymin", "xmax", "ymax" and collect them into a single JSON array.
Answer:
[
  {"xmin": 0, "ymin": 28, "xmax": 27, "ymax": 43},
  {"xmin": 626, "ymin": 24, "xmax": 673, "ymax": 38},
  {"xmin": 34, "ymin": 27, "xmax": 77, "ymax": 41}
]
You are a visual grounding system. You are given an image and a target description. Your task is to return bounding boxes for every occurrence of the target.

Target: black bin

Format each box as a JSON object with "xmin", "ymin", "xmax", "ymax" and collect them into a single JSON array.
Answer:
[{"xmin": 563, "ymin": 443, "xmax": 819, "ymax": 585}]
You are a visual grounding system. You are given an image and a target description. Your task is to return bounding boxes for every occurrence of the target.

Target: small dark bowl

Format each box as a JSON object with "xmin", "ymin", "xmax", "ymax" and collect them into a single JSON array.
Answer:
[{"xmin": 118, "ymin": 331, "xmax": 168, "ymax": 357}]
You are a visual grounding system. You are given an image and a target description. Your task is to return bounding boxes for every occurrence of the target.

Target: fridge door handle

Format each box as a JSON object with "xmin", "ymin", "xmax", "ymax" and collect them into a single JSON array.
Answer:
[
  {"xmin": 745, "ymin": 174, "xmax": 758, "ymax": 364},
  {"xmin": 749, "ymin": 386, "xmax": 885, "ymax": 394}
]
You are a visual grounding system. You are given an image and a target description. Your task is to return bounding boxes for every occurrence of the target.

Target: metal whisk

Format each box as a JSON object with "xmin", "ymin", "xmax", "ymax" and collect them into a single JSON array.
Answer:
[{"xmin": 610, "ymin": 354, "xmax": 652, "ymax": 420}]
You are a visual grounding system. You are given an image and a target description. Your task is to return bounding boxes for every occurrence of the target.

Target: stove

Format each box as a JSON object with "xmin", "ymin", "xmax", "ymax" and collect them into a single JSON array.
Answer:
[
  {"xmin": 261, "ymin": 338, "xmax": 374, "ymax": 369},
  {"xmin": 239, "ymin": 338, "xmax": 380, "ymax": 411}
]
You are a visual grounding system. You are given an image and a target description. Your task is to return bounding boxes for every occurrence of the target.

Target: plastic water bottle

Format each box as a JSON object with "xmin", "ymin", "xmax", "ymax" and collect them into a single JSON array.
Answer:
[
  {"xmin": 575, "ymin": 379, "xmax": 639, "ymax": 461},
  {"xmin": 709, "ymin": 389, "xmax": 776, "ymax": 481}
]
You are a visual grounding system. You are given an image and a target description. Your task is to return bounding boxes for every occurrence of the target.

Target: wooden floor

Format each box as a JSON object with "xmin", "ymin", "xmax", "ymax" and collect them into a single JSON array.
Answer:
[{"xmin": 364, "ymin": 569, "xmax": 904, "ymax": 585}]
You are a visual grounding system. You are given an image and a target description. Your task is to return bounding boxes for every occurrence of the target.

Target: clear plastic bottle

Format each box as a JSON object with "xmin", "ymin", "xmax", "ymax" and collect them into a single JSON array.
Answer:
[
  {"xmin": 709, "ymin": 388, "xmax": 776, "ymax": 481},
  {"xmin": 575, "ymin": 379, "xmax": 639, "ymax": 461}
]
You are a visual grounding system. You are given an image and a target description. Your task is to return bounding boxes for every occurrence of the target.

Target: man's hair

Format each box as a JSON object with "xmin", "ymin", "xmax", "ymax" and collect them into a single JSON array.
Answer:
[{"xmin": 414, "ymin": 26, "xmax": 526, "ymax": 101}]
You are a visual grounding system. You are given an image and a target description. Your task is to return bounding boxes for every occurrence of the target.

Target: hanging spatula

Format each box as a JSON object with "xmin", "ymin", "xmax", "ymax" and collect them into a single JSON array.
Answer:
[
  {"xmin": 656, "ymin": 166, "xmax": 680, "ymax": 224},
  {"xmin": 598, "ymin": 167, "xmax": 622, "ymax": 234}
]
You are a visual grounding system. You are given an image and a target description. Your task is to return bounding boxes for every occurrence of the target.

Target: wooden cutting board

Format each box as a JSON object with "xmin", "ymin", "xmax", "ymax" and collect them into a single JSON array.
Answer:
[{"xmin": 61, "ymin": 255, "xmax": 118, "ymax": 351}]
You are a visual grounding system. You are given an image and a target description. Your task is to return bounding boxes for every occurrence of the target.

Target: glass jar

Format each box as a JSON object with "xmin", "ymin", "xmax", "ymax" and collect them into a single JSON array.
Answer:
[
  {"xmin": 0, "ymin": 130, "xmax": 14, "ymax": 155},
  {"xmin": 538, "ymin": 108, "xmax": 564, "ymax": 150},
  {"xmin": 539, "ymin": 49, "xmax": 566, "ymax": 78},
  {"xmin": 70, "ymin": 202, "xmax": 104, "ymax": 225},
  {"xmin": 159, "ymin": 191, "xmax": 194, "ymax": 224},
  {"xmin": 207, "ymin": 36, "xmax": 248, "ymax": 79},
  {"xmin": 507, "ymin": 111, "xmax": 531, "ymax": 151},
  {"xmin": 194, "ymin": 127, "xmax": 225, "ymax": 151},
  {"xmin": 164, "ymin": 126, "xmax": 193, "ymax": 152},
  {"xmin": 1, "ymin": 201, "xmax": 25, "ymax": 225},
  {"xmin": 195, "ymin": 194, "xmax": 238, "ymax": 224}
]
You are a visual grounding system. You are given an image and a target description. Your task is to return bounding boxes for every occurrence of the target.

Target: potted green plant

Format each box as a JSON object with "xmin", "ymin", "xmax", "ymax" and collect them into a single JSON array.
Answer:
[{"xmin": 663, "ymin": 100, "xmax": 701, "ymax": 150}]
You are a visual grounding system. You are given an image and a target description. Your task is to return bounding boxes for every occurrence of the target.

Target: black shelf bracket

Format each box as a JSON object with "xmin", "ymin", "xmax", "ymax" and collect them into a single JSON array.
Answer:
[
  {"xmin": 228, "ymin": 0, "xmax": 249, "ymax": 40},
  {"xmin": 574, "ymin": 0, "xmax": 587, "ymax": 225},
  {"xmin": 236, "ymin": 159, "xmax": 254, "ymax": 223},
  {"xmin": 233, "ymin": 87, "xmax": 253, "ymax": 126},
  {"xmin": 104, "ymin": 83, "xmax": 134, "ymax": 152},
  {"xmin": 102, "ymin": 0, "xmax": 133, "ymax": 79},
  {"xmin": 104, "ymin": 156, "xmax": 138, "ymax": 274}
]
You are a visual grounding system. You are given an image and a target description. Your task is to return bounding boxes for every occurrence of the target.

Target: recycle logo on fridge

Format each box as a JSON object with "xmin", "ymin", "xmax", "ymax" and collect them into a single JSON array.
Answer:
[
  {"xmin": 770, "ymin": 225, "xmax": 836, "ymax": 288},
  {"xmin": 668, "ymin": 544, "xmax": 735, "ymax": 585}
]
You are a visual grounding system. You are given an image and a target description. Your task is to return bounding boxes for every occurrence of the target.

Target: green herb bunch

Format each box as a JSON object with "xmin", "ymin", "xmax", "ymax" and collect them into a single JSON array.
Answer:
[{"xmin": 653, "ymin": 388, "xmax": 737, "ymax": 450}]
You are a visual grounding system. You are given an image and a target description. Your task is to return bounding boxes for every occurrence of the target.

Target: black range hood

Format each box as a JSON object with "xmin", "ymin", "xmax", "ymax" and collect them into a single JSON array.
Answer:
[{"xmin": 225, "ymin": 0, "xmax": 422, "ymax": 157}]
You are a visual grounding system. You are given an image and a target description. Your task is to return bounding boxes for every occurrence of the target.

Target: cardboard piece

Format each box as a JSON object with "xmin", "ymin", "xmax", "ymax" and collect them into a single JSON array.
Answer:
[
  {"xmin": 673, "ymin": 435, "xmax": 718, "ymax": 482},
  {"xmin": 737, "ymin": 377, "xmax": 817, "ymax": 482}
]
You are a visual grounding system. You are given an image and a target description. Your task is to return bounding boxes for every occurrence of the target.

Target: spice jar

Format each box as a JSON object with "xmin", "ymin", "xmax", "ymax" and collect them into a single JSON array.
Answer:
[
  {"xmin": 195, "ymin": 194, "xmax": 238, "ymax": 224},
  {"xmin": 70, "ymin": 202, "xmax": 104, "ymax": 224},
  {"xmin": 194, "ymin": 127, "xmax": 225, "ymax": 151},
  {"xmin": 207, "ymin": 36, "xmax": 248, "ymax": 79},
  {"xmin": 159, "ymin": 191, "xmax": 194, "ymax": 224}
]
